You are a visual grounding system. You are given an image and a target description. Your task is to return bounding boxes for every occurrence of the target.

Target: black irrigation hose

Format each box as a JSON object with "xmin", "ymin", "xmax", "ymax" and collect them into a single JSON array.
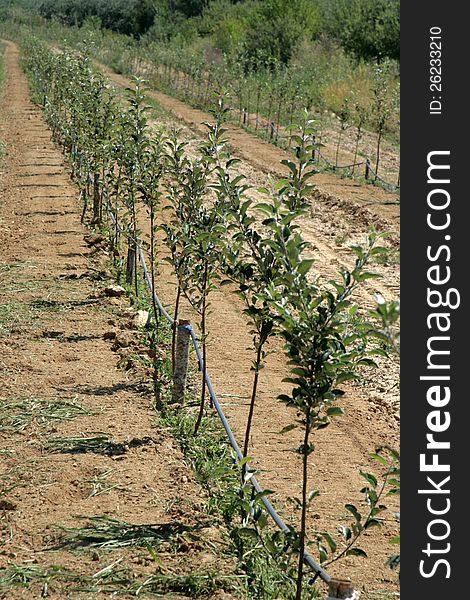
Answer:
[
  {"xmin": 316, "ymin": 148, "xmax": 365, "ymax": 170},
  {"xmin": 366, "ymin": 160, "xmax": 400, "ymax": 190},
  {"xmin": 106, "ymin": 203, "xmax": 331, "ymax": 584},
  {"xmin": 316, "ymin": 148, "xmax": 400, "ymax": 191}
]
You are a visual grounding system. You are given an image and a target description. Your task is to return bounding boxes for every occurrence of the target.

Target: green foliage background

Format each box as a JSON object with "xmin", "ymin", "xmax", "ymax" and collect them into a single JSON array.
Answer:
[{"xmin": 0, "ymin": 0, "xmax": 399, "ymax": 63}]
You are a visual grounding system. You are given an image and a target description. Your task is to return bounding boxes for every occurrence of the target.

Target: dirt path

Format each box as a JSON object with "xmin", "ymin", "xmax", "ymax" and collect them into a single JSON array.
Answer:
[
  {"xmin": 0, "ymin": 42, "xmax": 237, "ymax": 599},
  {"xmin": 92, "ymin": 54, "xmax": 401, "ymax": 598},
  {"xmin": 136, "ymin": 59, "xmax": 400, "ymax": 188}
]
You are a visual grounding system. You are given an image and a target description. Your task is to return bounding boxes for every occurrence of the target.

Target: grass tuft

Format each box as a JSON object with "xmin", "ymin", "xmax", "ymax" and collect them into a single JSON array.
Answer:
[{"xmin": 86, "ymin": 468, "xmax": 129, "ymax": 498}]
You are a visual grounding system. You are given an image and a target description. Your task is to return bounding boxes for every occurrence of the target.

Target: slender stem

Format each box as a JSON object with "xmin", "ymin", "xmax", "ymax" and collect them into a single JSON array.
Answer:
[
  {"xmin": 375, "ymin": 127, "xmax": 383, "ymax": 178},
  {"xmin": 288, "ymin": 100, "xmax": 295, "ymax": 145},
  {"xmin": 194, "ymin": 266, "xmax": 208, "ymax": 435},
  {"xmin": 91, "ymin": 171, "xmax": 101, "ymax": 224},
  {"xmin": 275, "ymin": 93, "xmax": 283, "ymax": 143},
  {"xmin": 149, "ymin": 207, "xmax": 159, "ymax": 324},
  {"xmin": 246, "ymin": 88, "xmax": 251, "ymax": 127},
  {"xmin": 266, "ymin": 94, "xmax": 273, "ymax": 134},
  {"xmin": 296, "ymin": 405, "xmax": 311, "ymax": 600},
  {"xmin": 172, "ymin": 285, "xmax": 182, "ymax": 375},
  {"xmin": 149, "ymin": 204, "xmax": 162, "ymax": 407},
  {"xmin": 242, "ymin": 340, "xmax": 263, "ymax": 472},
  {"xmin": 335, "ymin": 130, "xmax": 343, "ymax": 168},
  {"xmin": 80, "ymin": 189, "xmax": 87, "ymax": 223},
  {"xmin": 352, "ymin": 132, "xmax": 360, "ymax": 175},
  {"xmin": 114, "ymin": 208, "xmax": 119, "ymax": 252},
  {"xmin": 132, "ymin": 195, "xmax": 138, "ymax": 297}
]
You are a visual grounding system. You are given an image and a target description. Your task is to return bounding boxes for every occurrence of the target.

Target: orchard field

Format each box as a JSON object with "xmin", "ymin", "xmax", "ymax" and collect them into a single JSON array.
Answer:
[{"xmin": 0, "ymin": 2, "xmax": 400, "ymax": 599}]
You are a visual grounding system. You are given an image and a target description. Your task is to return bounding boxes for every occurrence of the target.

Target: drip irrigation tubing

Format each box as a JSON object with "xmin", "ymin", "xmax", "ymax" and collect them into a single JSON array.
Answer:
[
  {"xmin": 105, "ymin": 201, "xmax": 331, "ymax": 584},
  {"xmin": 316, "ymin": 148, "xmax": 399, "ymax": 191},
  {"xmin": 316, "ymin": 148, "xmax": 365, "ymax": 171},
  {"xmin": 366, "ymin": 160, "xmax": 400, "ymax": 191}
]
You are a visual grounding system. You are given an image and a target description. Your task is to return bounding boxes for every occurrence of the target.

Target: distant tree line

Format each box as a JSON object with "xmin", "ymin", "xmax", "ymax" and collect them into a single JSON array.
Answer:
[{"xmin": 1, "ymin": 0, "xmax": 399, "ymax": 63}]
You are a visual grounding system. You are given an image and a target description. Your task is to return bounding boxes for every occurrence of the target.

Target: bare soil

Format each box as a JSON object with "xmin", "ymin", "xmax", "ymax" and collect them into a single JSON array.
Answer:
[
  {"xmin": 0, "ymin": 41, "xmax": 237, "ymax": 599},
  {"xmin": 97, "ymin": 55, "xmax": 401, "ymax": 598},
  {"xmin": 0, "ymin": 40, "xmax": 400, "ymax": 600}
]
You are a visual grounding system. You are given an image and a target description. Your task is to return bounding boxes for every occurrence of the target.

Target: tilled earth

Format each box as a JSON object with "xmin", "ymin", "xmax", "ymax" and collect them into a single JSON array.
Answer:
[
  {"xmin": 100, "ymin": 50, "xmax": 401, "ymax": 600},
  {"xmin": 1, "ymin": 40, "xmax": 400, "ymax": 599},
  {"xmin": 0, "ymin": 41, "xmax": 238, "ymax": 599}
]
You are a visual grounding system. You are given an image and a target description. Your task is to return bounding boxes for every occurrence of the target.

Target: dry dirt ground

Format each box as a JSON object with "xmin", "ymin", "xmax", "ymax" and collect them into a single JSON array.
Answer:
[
  {"xmin": 1, "ymin": 40, "xmax": 400, "ymax": 599},
  {"xmin": 0, "ymin": 42, "xmax": 239, "ymax": 599},
  {"xmin": 97, "ymin": 55, "xmax": 401, "ymax": 598}
]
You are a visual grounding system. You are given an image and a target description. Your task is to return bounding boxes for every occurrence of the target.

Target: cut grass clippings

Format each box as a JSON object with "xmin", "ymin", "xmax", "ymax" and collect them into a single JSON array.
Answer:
[
  {"xmin": 0, "ymin": 395, "xmax": 94, "ymax": 433},
  {"xmin": 0, "ymin": 563, "xmax": 244, "ymax": 597},
  {"xmin": 52, "ymin": 515, "xmax": 194, "ymax": 551},
  {"xmin": 44, "ymin": 434, "xmax": 155, "ymax": 456}
]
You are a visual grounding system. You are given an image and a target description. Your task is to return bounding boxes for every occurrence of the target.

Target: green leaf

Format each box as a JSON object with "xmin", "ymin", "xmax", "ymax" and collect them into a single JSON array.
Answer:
[
  {"xmin": 321, "ymin": 532, "xmax": 337, "ymax": 553},
  {"xmin": 298, "ymin": 259, "xmax": 315, "ymax": 276},
  {"xmin": 346, "ymin": 548, "xmax": 367, "ymax": 558},
  {"xmin": 364, "ymin": 518, "xmax": 382, "ymax": 529},
  {"xmin": 386, "ymin": 554, "xmax": 401, "ymax": 570},
  {"xmin": 255, "ymin": 202, "xmax": 275, "ymax": 216},
  {"xmin": 356, "ymin": 358, "xmax": 377, "ymax": 367},
  {"xmin": 226, "ymin": 158, "xmax": 241, "ymax": 169},
  {"xmin": 307, "ymin": 491, "xmax": 320, "ymax": 505},
  {"xmin": 360, "ymin": 471, "xmax": 378, "ymax": 487},
  {"xmin": 280, "ymin": 159, "xmax": 297, "ymax": 175},
  {"xmin": 369, "ymin": 452, "xmax": 388, "ymax": 466},
  {"xmin": 317, "ymin": 542, "xmax": 328, "ymax": 563},
  {"xmin": 345, "ymin": 504, "xmax": 362, "ymax": 523},
  {"xmin": 349, "ymin": 245, "xmax": 365, "ymax": 259},
  {"xmin": 327, "ymin": 406, "xmax": 344, "ymax": 417},
  {"xmin": 336, "ymin": 371, "xmax": 359, "ymax": 384},
  {"xmin": 356, "ymin": 271, "xmax": 380, "ymax": 282},
  {"xmin": 279, "ymin": 423, "xmax": 297, "ymax": 435}
]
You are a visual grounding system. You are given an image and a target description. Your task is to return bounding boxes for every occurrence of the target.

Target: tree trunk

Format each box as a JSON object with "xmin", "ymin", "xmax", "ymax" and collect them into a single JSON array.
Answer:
[
  {"xmin": 91, "ymin": 171, "xmax": 101, "ymax": 224},
  {"xmin": 242, "ymin": 341, "xmax": 263, "ymax": 478},
  {"xmin": 295, "ymin": 406, "xmax": 311, "ymax": 600}
]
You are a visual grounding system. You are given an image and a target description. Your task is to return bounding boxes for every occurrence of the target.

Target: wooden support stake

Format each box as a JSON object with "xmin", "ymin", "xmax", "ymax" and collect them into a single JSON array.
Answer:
[
  {"xmin": 326, "ymin": 578, "xmax": 360, "ymax": 600},
  {"xmin": 365, "ymin": 159, "xmax": 371, "ymax": 180},
  {"xmin": 171, "ymin": 320, "xmax": 191, "ymax": 405}
]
